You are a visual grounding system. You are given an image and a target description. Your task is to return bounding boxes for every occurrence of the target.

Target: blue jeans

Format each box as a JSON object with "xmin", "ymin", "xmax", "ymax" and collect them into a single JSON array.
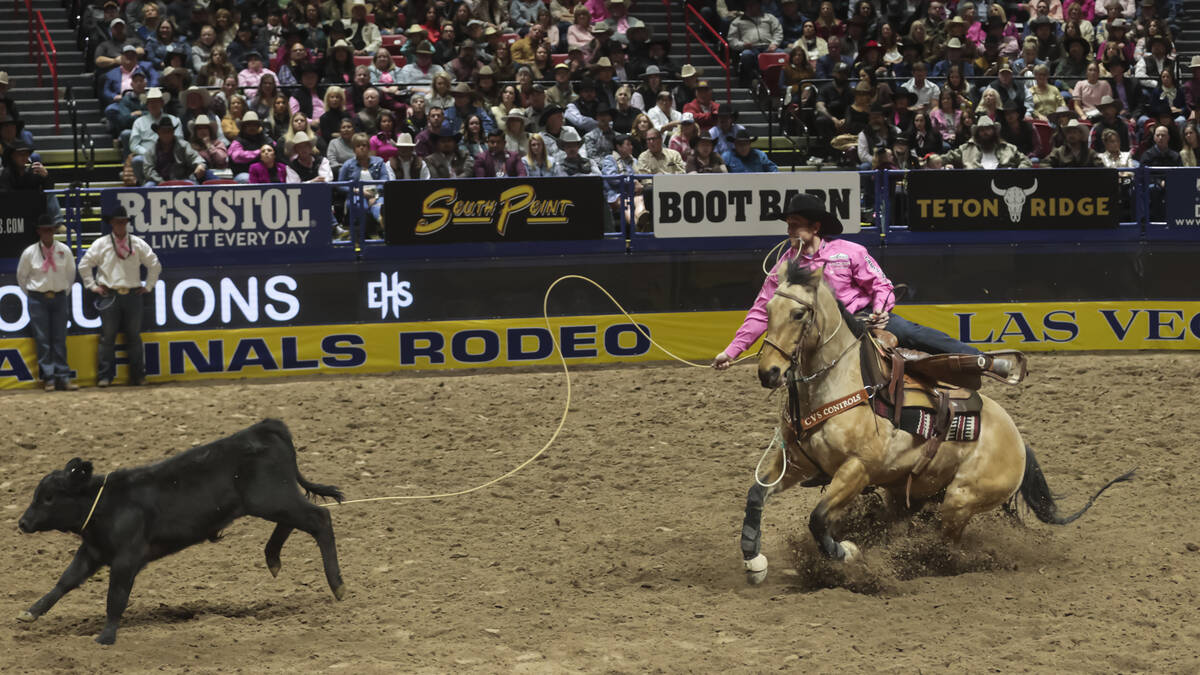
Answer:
[
  {"xmin": 885, "ymin": 313, "xmax": 981, "ymax": 355},
  {"xmin": 27, "ymin": 291, "xmax": 70, "ymax": 383},
  {"xmin": 97, "ymin": 291, "xmax": 146, "ymax": 383}
]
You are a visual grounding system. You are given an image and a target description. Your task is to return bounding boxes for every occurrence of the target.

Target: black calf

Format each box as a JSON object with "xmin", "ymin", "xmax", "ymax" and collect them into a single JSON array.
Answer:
[{"xmin": 17, "ymin": 419, "xmax": 345, "ymax": 645}]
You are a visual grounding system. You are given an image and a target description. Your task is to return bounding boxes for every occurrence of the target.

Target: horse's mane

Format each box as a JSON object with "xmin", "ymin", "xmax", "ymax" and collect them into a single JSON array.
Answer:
[{"xmin": 784, "ymin": 261, "xmax": 868, "ymax": 339}]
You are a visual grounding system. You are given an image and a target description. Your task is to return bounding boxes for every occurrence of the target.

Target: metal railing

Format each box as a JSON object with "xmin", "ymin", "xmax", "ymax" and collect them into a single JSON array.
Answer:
[
  {"xmin": 682, "ymin": 3, "xmax": 733, "ymax": 106},
  {"xmin": 64, "ymin": 86, "xmax": 96, "ymax": 188},
  {"xmin": 19, "ymin": 0, "xmax": 59, "ymax": 131}
]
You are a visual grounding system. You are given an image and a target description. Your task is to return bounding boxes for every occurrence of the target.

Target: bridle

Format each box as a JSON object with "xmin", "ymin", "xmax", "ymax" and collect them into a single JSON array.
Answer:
[{"xmin": 760, "ymin": 287, "xmax": 860, "ymax": 385}]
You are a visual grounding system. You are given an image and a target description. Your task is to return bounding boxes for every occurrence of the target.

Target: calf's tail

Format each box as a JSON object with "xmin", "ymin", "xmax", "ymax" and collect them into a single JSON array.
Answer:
[
  {"xmin": 262, "ymin": 418, "xmax": 345, "ymax": 504},
  {"xmin": 1019, "ymin": 444, "xmax": 1135, "ymax": 525}
]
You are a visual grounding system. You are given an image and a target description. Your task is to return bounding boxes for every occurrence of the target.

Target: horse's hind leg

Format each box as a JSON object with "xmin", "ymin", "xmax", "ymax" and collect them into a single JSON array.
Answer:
[{"xmin": 808, "ymin": 458, "xmax": 871, "ymax": 561}]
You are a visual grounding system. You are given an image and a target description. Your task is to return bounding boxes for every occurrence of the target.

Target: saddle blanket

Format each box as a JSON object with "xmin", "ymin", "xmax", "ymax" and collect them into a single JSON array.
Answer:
[{"xmin": 903, "ymin": 407, "xmax": 981, "ymax": 443}]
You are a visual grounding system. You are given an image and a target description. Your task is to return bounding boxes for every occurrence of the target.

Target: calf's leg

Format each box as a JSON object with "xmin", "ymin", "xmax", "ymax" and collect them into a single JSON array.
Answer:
[
  {"xmin": 264, "ymin": 524, "xmax": 294, "ymax": 578},
  {"xmin": 18, "ymin": 545, "xmax": 101, "ymax": 622},
  {"xmin": 97, "ymin": 557, "xmax": 142, "ymax": 645},
  {"xmin": 254, "ymin": 501, "xmax": 345, "ymax": 600}
]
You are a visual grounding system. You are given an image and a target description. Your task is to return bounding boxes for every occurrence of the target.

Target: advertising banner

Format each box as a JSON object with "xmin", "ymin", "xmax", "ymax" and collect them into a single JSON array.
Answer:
[
  {"xmin": 101, "ymin": 183, "xmax": 333, "ymax": 250},
  {"xmin": 383, "ymin": 177, "xmax": 607, "ymax": 244},
  {"xmin": 906, "ymin": 169, "xmax": 1120, "ymax": 230},
  {"xmin": 652, "ymin": 172, "xmax": 862, "ymax": 237},
  {"xmin": 0, "ymin": 190, "xmax": 44, "ymax": 259},
  {"xmin": 1, "ymin": 302, "xmax": 1199, "ymax": 388},
  {"xmin": 1165, "ymin": 169, "xmax": 1200, "ymax": 227}
]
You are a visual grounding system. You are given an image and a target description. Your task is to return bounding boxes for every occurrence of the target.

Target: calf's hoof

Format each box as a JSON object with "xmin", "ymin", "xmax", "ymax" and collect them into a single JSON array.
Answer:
[
  {"xmin": 838, "ymin": 541, "xmax": 860, "ymax": 563},
  {"xmin": 333, "ymin": 584, "xmax": 347, "ymax": 601},
  {"xmin": 16, "ymin": 610, "xmax": 36, "ymax": 623},
  {"xmin": 96, "ymin": 633, "xmax": 116, "ymax": 645},
  {"xmin": 743, "ymin": 553, "xmax": 768, "ymax": 585},
  {"xmin": 267, "ymin": 563, "xmax": 281, "ymax": 578}
]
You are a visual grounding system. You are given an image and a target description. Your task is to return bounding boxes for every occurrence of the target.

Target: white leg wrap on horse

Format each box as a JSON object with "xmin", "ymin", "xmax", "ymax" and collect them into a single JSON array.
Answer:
[{"xmin": 838, "ymin": 541, "xmax": 860, "ymax": 562}]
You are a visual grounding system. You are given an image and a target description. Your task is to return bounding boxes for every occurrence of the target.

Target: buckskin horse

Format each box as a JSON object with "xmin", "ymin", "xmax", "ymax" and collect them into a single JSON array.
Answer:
[{"xmin": 739, "ymin": 261, "xmax": 1133, "ymax": 584}]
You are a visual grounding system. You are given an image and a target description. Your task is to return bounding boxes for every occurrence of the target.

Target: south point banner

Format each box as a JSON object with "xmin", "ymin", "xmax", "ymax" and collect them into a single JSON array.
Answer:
[{"xmin": 1, "ymin": 302, "xmax": 1199, "ymax": 388}]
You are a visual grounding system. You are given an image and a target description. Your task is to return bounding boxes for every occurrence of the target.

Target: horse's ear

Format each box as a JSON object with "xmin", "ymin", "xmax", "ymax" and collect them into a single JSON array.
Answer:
[
  {"xmin": 806, "ymin": 264, "xmax": 825, "ymax": 288},
  {"xmin": 776, "ymin": 260, "xmax": 789, "ymax": 285}
]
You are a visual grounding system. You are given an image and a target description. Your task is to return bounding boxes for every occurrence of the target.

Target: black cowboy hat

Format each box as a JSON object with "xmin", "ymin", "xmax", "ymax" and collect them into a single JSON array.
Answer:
[
  {"xmin": 1002, "ymin": 98, "xmax": 1025, "ymax": 116},
  {"xmin": 105, "ymin": 205, "xmax": 130, "ymax": 221},
  {"xmin": 893, "ymin": 89, "xmax": 918, "ymax": 106},
  {"xmin": 732, "ymin": 128, "xmax": 757, "ymax": 142},
  {"xmin": 688, "ymin": 132, "xmax": 716, "ymax": 149},
  {"xmin": 539, "ymin": 105, "xmax": 565, "ymax": 125},
  {"xmin": 779, "ymin": 193, "xmax": 843, "ymax": 235},
  {"xmin": 1062, "ymin": 35, "xmax": 1090, "ymax": 53}
]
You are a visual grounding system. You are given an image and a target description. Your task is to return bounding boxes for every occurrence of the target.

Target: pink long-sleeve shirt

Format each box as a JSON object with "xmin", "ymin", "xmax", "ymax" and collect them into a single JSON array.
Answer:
[{"xmin": 723, "ymin": 239, "xmax": 895, "ymax": 359}]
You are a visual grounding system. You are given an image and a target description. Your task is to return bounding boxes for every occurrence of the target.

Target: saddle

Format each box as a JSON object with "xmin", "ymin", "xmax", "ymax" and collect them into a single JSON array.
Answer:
[{"xmin": 860, "ymin": 329, "xmax": 1028, "ymax": 479}]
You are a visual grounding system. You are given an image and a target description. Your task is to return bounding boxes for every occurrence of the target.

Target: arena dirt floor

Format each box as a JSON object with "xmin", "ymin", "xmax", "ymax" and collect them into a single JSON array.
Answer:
[{"xmin": 1, "ymin": 352, "xmax": 1198, "ymax": 673}]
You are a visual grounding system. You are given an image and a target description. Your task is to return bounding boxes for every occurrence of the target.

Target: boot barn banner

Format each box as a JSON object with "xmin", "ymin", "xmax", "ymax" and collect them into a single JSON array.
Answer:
[
  {"xmin": 383, "ymin": 177, "xmax": 607, "ymax": 244},
  {"xmin": 0, "ymin": 191, "xmax": 43, "ymax": 259},
  {"xmin": 906, "ymin": 169, "xmax": 1121, "ymax": 230},
  {"xmin": 0, "ymin": 264, "xmax": 1197, "ymax": 388},
  {"xmin": 652, "ymin": 172, "xmax": 861, "ymax": 237},
  {"xmin": 100, "ymin": 183, "xmax": 334, "ymax": 250},
  {"xmin": 1165, "ymin": 169, "xmax": 1200, "ymax": 227}
]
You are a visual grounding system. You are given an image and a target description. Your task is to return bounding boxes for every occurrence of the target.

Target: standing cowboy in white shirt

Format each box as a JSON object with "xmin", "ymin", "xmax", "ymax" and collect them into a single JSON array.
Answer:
[
  {"xmin": 77, "ymin": 205, "xmax": 162, "ymax": 388},
  {"xmin": 16, "ymin": 215, "xmax": 78, "ymax": 391}
]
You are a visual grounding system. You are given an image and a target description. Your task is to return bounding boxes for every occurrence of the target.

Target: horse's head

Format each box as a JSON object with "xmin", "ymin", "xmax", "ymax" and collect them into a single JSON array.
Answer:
[{"xmin": 758, "ymin": 262, "xmax": 830, "ymax": 389}]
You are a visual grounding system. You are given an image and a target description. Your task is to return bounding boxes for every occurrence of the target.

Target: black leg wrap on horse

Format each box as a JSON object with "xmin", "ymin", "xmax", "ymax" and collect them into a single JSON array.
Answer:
[{"xmin": 741, "ymin": 484, "xmax": 767, "ymax": 560}]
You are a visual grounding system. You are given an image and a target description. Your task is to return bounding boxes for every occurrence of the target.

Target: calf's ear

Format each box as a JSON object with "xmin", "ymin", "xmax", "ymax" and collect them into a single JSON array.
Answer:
[{"xmin": 65, "ymin": 458, "xmax": 94, "ymax": 490}]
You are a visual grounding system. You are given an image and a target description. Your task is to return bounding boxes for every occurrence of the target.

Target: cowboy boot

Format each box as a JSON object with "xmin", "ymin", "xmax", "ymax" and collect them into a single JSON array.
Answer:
[{"xmin": 983, "ymin": 351, "xmax": 1028, "ymax": 385}]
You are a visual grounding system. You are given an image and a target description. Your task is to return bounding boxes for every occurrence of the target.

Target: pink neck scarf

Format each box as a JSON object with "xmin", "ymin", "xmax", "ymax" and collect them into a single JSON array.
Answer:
[
  {"xmin": 113, "ymin": 234, "xmax": 132, "ymax": 259},
  {"xmin": 39, "ymin": 243, "xmax": 55, "ymax": 272}
]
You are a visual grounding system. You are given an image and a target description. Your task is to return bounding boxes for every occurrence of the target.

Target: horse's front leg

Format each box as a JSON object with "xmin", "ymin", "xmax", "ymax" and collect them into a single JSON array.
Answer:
[
  {"xmin": 740, "ymin": 442, "xmax": 809, "ymax": 585},
  {"xmin": 809, "ymin": 458, "xmax": 871, "ymax": 561}
]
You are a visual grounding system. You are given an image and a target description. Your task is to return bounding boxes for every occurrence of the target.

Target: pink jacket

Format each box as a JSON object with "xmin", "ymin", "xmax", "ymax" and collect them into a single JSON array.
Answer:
[{"xmin": 723, "ymin": 239, "xmax": 895, "ymax": 359}]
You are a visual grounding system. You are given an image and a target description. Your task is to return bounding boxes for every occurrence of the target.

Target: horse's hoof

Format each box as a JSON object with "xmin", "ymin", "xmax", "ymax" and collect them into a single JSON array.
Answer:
[
  {"xmin": 838, "ymin": 541, "xmax": 860, "ymax": 563},
  {"xmin": 744, "ymin": 553, "xmax": 768, "ymax": 585},
  {"xmin": 16, "ymin": 611, "xmax": 35, "ymax": 623}
]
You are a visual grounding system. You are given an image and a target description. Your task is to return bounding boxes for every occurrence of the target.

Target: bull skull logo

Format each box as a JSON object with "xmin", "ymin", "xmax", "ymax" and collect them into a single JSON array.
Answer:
[{"xmin": 990, "ymin": 179, "xmax": 1038, "ymax": 223}]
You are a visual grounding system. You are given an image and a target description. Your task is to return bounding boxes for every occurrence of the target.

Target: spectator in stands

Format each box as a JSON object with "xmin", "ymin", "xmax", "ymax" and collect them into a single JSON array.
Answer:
[
  {"xmin": 520, "ymin": 131, "xmax": 556, "ymax": 176},
  {"xmin": 178, "ymin": 86, "xmax": 215, "ymax": 139},
  {"xmin": 900, "ymin": 61, "xmax": 939, "ymax": 113},
  {"xmin": 729, "ymin": 0, "xmax": 783, "ymax": 86},
  {"xmin": 103, "ymin": 46, "xmax": 152, "ymax": 105},
  {"xmin": 601, "ymin": 133, "xmax": 643, "ymax": 223},
  {"xmin": 0, "ymin": 119, "xmax": 35, "ymax": 164},
  {"xmin": 647, "ymin": 90, "xmax": 683, "ymax": 137},
  {"xmin": 238, "ymin": 51, "xmax": 273, "ymax": 95},
  {"xmin": 448, "ymin": 41, "xmax": 483, "ymax": 83},
  {"xmin": 631, "ymin": 66, "xmax": 665, "ymax": 112},
  {"xmin": 345, "ymin": 0, "xmax": 382, "ymax": 55},
  {"xmin": 425, "ymin": 123, "xmax": 475, "ymax": 177},
  {"xmin": 105, "ymin": 68, "xmax": 149, "ymax": 137},
  {"xmin": 248, "ymin": 144, "xmax": 287, "ymax": 184},
  {"xmin": 414, "ymin": 106, "xmax": 446, "ymax": 156},
  {"xmin": 1099, "ymin": 127, "xmax": 1137, "ymax": 167},
  {"xmin": 635, "ymin": 127, "xmax": 686, "ymax": 175},
  {"xmin": 228, "ymin": 26, "xmax": 262, "ymax": 71},
  {"xmin": 157, "ymin": 67, "xmax": 189, "ymax": 117},
  {"xmin": 398, "ymin": 42, "xmax": 446, "ymax": 84},
  {"xmin": 504, "ymin": 110, "xmax": 531, "ymax": 155},
  {"xmin": 814, "ymin": 0, "xmax": 844, "ymax": 39},
  {"xmin": 813, "ymin": 61, "xmax": 852, "ymax": 144},
  {"xmin": 1012, "ymin": 37, "xmax": 1044, "ymax": 77},
  {"xmin": 251, "ymin": 76, "xmax": 283, "ymax": 128},
  {"xmin": 228, "ymin": 112, "xmax": 278, "ymax": 182},
  {"xmin": 446, "ymin": 83, "xmax": 498, "ymax": 135},
  {"xmin": 221, "ymin": 91, "xmax": 248, "ymax": 138},
  {"xmin": 1090, "ymin": 95, "xmax": 1132, "ymax": 149},
  {"xmin": 474, "ymin": 128, "xmax": 526, "ymax": 176},
  {"xmin": 557, "ymin": 127, "xmax": 598, "ymax": 175},
  {"xmin": 685, "ymin": 133, "xmax": 726, "ymax": 173},
  {"xmin": 539, "ymin": 106, "xmax": 569, "ymax": 158},
  {"xmin": 1048, "ymin": 118, "xmax": 1104, "ymax": 166},
  {"xmin": 283, "ymin": 112, "xmax": 324, "ymax": 157},
  {"xmin": 489, "ymin": 43, "xmax": 518, "ymax": 81},
  {"xmin": 462, "ymin": 114, "xmax": 488, "ymax": 158},
  {"xmin": 889, "ymin": 89, "xmax": 916, "ymax": 131},
  {"xmin": 932, "ymin": 37, "xmax": 976, "ymax": 78},
  {"xmin": 682, "ymin": 81, "xmax": 720, "ymax": 134},
  {"xmin": 512, "ymin": 24, "xmax": 546, "ymax": 65},
  {"xmin": 138, "ymin": 118, "xmax": 206, "ymax": 185},
  {"xmin": 629, "ymin": 112, "xmax": 653, "ymax": 154},
  {"xmin": 1179, "ymin": 122, "xmax": 1200, "ymax": 166},
  {"xmin": 1026, "ymin": 63, "xmax": 1066, "ymax": 121},
  {"xmin": 197, "ymin": 47, "xmax": 234, "ymax": 89},
  {"xmin": 1151, "ymin": 68, "xmax": 1186, "ymax": 125},
  {"xmin": 815, "ymin": 36, "xmax": 852, "ymax": 78},
  {"xmin": 370, "ymin": 110, "xmax": 402, "ymax": 162},
  {"xmin": 547, "ymin": 64, "xmax": 577, "ymax": 108},
  {"xmin": 188, "ymin": 115, "xmax": 228, "ymax": 174},
  {"xmin": 283, "ymin": 131, "xmax": 332, "ymax": 183},
  {"xmin": 128, "ymin": 87, "xmax": 182, "ymax": 158},
  {"xmin": 709, "ymin": 109, "xmax": 745, "ymax": 156},
  {"xmin": 387, "ymin": 133, "xmax": 431, "ymax": 179},
  {"xmin": 566, "ymin": 80, "xmax": 604, "ymax": 133},
  {"xmin": 327, "ymin": 117, "xmax": 357, "ymax": 174},
  {"xmin": 976, "ymin": 88, "xmax": 1003, "ymax": 124},
  {"xmin": 276, "ymin": 42, "xmax": 312, "ymax": 87},
  {"xmin": 323, "ymin": 40, "xmax": 355, "ymax": 84},
  {"xmin": 610, "ymin": 84, "xmax": 640, "ymax": 134},
  {"xmin": 939, "ymin": 116, "xmax": 1033, "ymax": 168},
  {"xmin": 1001, "ymin": 101, "xmax": 1038, "ymax": 155},
  {"xmin": 906, "ymin": 110, "xmax": 944, "ymax": 156},
  {"xmin": 984, "ymin": 64, "xmax": 1025, "ymax": 111},
  {"xmin": 1073, "ymin": 62, "xmax": 1113, "ymax": 118},
  {"xmin": 1, "ymin": 143, "xmax": 53, "ymax": 217},
  {"xmin": 319, "ymin": 86, "xmax": 351, "ymax": 141},
  {"xmin": 145, "ymin": 19, "xmax": 189, "ymax": 69},
  {"xmin": 1104, "ymin": 58, "xmax": 1141, "ymax": 120},
  {"xmin": 1054, "ymin": 35, "xmax": 1091, "ymax": 85},
  {"xmin": 95, "ymin": 19, "xmax": 145, "ymax": 75},
  {"xmin": 493, "ymin": 85, "xmax": 522, "ymax": 128},
  {"xmin": 855, "ymin": 105, "xmax": 897, "ymax": 169},
  {"xmin": 368, "ymin": 47, "xmax": 404, "ymax": 87},
  {"xmin": 352, "ymin": 87, "xmax": 386, "ymax": 136},
  {"xmin": 511, "ymin": 0, "xmax": 544, "ymax": 29},
  {"xmin": 338, "ymin": 132, "xmax": 390, "ymax": 234},
  {"xmin": 287, "ymin": 67, "xmax": 325, "ymax": 130},
  {"xmin": 585, "ymin": 105, "xmax": 617, "ymax": 158},
  {"xmin": 428, "ymin": 73, "xmax": 454, "ymax": 110},
  {"xmin": 669, "ymin": 113, "xmax": 699, "ymax": 158}
]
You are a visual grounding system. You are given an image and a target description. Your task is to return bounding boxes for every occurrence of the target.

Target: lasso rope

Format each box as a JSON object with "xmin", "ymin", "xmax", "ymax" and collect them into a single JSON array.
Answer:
[{"xmin": 331, "ymin": 246, "xmax": 796, "ymax": 507}]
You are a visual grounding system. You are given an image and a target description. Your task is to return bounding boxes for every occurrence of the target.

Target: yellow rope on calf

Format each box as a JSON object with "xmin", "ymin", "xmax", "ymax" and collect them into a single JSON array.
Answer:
[
  {"xmin": 331, "ymin": 274, "xmax": 754, "ymax": 506},
  {"xmin": 80, "ymin": 474, "xmax": 108, "ymax": 531}
]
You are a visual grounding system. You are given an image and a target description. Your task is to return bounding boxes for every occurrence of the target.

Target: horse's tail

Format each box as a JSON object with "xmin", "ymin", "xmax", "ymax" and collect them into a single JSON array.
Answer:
[{"xmin": 1018, "ymin": 444, "xmax": 1135, "ymax": 525}]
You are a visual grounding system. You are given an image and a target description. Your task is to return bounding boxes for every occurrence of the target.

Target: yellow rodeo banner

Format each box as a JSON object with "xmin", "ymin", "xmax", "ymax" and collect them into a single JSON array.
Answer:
[{"xmin": 0, "ymin": 302, "xmax": 1196, "ymax": 388}]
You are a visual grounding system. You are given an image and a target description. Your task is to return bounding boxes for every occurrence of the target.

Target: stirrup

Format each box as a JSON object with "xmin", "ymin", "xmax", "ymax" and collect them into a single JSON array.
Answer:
[
  {"xmin": 799, "ymin": 472, "xmax": 832, "ymax": 488},
  {"xmin": 982, "ymin": 350, "xmax": 1028, "ymax": 385}
]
